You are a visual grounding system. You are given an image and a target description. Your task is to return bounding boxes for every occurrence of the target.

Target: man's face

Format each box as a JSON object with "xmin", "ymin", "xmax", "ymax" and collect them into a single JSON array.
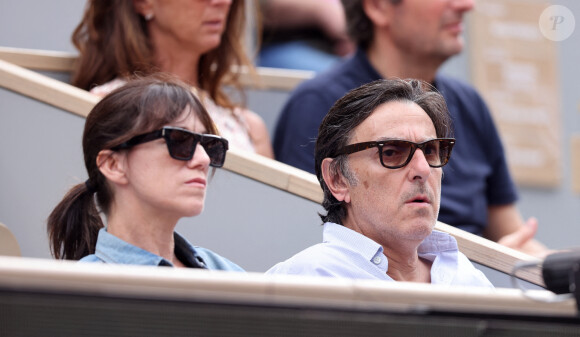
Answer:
[
  {"xmin": 340, "ymin": 101, "xmax": 442, "ymax": 248},
  {"xmin": 387, "ymin": 0, "xmax": 475, "ymax": 62}
]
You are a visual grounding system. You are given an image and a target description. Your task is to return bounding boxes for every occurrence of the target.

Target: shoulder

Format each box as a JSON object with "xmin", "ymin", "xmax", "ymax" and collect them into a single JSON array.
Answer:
[
  {"xmin": 194, "ymin": 246, "xmax": 245, "ymax": 272},
  {"xmin": 454, "ymin": 252, "xmax": 495, "ymax": 288},
  {"xmin": 265, "ymin": 244, "xmax": 350, "ymax": 277},
  {"xmin": 233, "ymin": 107, "xmax": 273, "ymax": 157},
  {"xmin": 199, "ymin": 96, "xmax": 257, "ymax": 153},
  {"xmin": 286, "ymin": 58, "xmax": 363, "ymax": 110},
  {"xmin": 436, "ymin": 75, "xmax": 490, "ymax": 112},
  {"xmin": 436, "ymin": 75, "xmax": 480, "ymax": 97},
  {"xmin": 277, "ymin": 60, "xmax": 363, "ymax": 135},
  {"xmin": 78, "ymin": 254, "xmax": 104, "ymax": 263},
  {"xmin": 89, "ymin": 78, "xmax": 127, "ymax": 97},
  {"xmin": 435, "ymin": 74, "xmax": 495, "ymax": 128}
]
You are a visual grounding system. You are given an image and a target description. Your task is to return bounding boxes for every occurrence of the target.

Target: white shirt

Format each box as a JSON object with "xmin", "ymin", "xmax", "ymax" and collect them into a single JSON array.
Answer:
[{"xmin": 267, "ymin": 222, "xmax": 494, "ymax": 288}]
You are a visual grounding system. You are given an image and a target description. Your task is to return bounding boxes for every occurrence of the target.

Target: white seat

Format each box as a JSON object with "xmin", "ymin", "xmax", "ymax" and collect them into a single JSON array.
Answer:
[{"xmin": 0, "ymin": 222, "xmax": 21, "ymax": 256}]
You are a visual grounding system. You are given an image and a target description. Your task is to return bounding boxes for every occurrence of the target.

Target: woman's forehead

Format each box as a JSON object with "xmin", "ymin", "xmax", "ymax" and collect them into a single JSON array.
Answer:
[{"xmin": 169, "ymin": 107, "xmax": 206, "ymax": 133}]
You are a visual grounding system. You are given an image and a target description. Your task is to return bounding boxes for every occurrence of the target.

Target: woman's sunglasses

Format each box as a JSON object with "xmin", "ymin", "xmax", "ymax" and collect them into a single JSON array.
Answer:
[
  {"xmin": 112, "ymin": 126, "xmax": 228, "ymax": 167},
  {"xmin": 334, "ymin": 138, "xmax": 455, "ymax": 169}
]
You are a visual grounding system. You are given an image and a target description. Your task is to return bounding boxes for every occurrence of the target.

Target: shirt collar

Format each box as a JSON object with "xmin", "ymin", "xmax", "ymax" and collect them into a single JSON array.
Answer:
[
  {"xmin": 418, "ymin": 230, "xmax": 459, "ymax": 255},
  {"xmin": 323, "ymin": 222, "xmax": 384, "ymax": 262},
  {"xmin": 323, "ymin": 224, "xmax": 457, "ymax": 258},
  {"xmin": 351, "ymin": 48, "xmax": 383, "ymax": 82},
  {"xmin": 353, "ymin": 48, "xmax": 447, "ymax": 98},
  {"xmin": 94, "ymin": 228, "xmax": 206, "ymax": 268}
]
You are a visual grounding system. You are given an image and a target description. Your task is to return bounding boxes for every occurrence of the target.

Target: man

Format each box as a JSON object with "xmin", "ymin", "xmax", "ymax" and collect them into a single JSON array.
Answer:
[
  {"xmin": 267, "ymin": 79, "xmax": 492, "ymax": 287},
  {"xmin": 273, "ymin": 0, "xmax": 547, "ymax": 256}
]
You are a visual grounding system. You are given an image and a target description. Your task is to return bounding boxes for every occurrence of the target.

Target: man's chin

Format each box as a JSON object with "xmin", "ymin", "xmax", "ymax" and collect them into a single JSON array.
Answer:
[
  {"xmin": 436, "ymin": 38, "xmax": 465, "ymax": 58},
  {"xmin": 447, "ymin": 38, "xmax": 465, "ymax": 55},
  {"xmin": 402, "ymin": 219, "xmax": 436, "ymax": 241}
]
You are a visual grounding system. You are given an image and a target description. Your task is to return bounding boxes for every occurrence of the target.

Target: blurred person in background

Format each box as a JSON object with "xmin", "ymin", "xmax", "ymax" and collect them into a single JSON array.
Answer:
[
  {"xmin": 71, "ymin": 0, "xmax": 273, "ymax": 157},
  {"xmin": 257, "ymin": 0, "xmax": 354, "ymax": 72}
]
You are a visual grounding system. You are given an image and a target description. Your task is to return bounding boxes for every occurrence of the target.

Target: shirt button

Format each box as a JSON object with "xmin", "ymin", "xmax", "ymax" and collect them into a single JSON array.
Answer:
[{"xmin": 372, "ymin": 256, "xmax": 382, "ymax": 264}]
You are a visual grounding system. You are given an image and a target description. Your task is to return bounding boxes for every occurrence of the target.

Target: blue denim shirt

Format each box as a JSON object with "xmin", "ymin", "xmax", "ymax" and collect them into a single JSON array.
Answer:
[
  {"xmin": 267, "ymin": 223, "xmax": 493, "ymax": 288},
  {"xmin": 80, "ymin": 228, "xmax": 244, "ymax": 271}
]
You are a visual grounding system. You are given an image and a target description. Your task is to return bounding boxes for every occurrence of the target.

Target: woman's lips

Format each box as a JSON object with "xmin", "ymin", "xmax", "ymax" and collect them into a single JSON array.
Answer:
[{"xmin": 186, "ymin": 178, "xmax": 206, "ymax": 187}]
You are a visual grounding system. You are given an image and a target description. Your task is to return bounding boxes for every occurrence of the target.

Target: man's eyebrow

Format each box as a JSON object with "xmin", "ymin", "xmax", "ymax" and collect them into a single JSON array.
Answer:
[
  {"xmin": 375, "ymin": 137, "xmax": 400, "ymax": 142},
  {"xmin": 375, "ymin": 137, "xmax": 439, "ymax": 142}
]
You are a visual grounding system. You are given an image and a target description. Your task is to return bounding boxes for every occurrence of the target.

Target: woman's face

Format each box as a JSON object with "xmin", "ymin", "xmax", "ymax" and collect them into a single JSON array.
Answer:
[
  {"xmin": 139, "ymin": 0, "xmax": 233, "ymax": 54},
  {"xmin": 121, "ymin": 107, "xmax": 211, "ymax": 221}
]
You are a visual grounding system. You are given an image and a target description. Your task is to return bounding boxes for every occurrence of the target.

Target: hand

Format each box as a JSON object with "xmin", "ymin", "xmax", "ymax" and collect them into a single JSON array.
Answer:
[
  {"xmin": 332, "ymin": 38, "xmax": 355, "ymax": 57},
  {"xmin": 497, "ymin": 217, "xmax": 550, "ymax": 258},
  {"xmin": 497, "ymin": 217, "xmax": 537, "ymax": 249}
]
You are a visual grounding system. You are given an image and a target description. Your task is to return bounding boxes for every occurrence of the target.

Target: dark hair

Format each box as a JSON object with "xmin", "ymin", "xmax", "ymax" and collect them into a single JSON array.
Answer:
[
  {"xmin": 71, "ymin": 0, "xmax": 253, "ymax": 109},
  {"xmin": 341, "ymin": 0, "xmax": 402, "ymax": 50},
  {"xmin": 47, "ymin": 75, "xmax": 217, "ymax": 260},
  {"xmin": 315, "ymin": 78, "xmax": 453, "ymax": 225}
]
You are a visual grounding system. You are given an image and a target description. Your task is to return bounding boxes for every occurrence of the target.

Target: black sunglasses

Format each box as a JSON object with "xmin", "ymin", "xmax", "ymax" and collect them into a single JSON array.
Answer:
[
  {"xmin": 334, "ymin": 138, "xmax": 455, "ymax": 169},
  {"xmin": 112, "ymin": 126, "xmax": 228, "ymax": 167}
]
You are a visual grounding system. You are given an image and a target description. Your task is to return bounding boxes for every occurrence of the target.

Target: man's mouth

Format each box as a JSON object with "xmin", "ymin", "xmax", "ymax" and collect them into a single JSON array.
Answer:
[{"xmin": 406, "ymin": 195, "xmax": 430, "ymax": 204}]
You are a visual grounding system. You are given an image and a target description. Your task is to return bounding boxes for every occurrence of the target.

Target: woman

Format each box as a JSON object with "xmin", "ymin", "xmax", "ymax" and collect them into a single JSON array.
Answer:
[
  {"xmin": 71, "ymin": 0, "xmax": 273, "ymax": 157},
  {"xmin": 47, "ymin": 76, "xmax": 243, "ymax": 270}
]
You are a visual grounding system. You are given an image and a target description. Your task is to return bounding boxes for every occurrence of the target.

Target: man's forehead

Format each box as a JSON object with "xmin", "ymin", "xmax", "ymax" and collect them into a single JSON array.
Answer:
[{"xmin": 350, "ymin": 101, "xmax": 436, "ymax": 141}]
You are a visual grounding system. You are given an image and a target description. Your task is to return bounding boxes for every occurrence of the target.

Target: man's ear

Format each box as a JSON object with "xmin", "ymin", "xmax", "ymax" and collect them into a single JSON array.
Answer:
[
  {"xmin": 363, "ymin": 0, "xmax": 394, "ymax": 28},
  {"xmin": 132, "ymin": 0, "xmax": 154, "ymax": 17},
  {"xmin": 321, "ymin": 158, "xmax": 351, "ymax": 204},
  {"xmin": 96, "ymin": 150, "xmax": 129, "ymax": 186}
]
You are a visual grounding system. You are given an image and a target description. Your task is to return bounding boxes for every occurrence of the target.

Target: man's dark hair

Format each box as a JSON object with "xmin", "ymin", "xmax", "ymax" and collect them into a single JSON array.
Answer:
[
  {"xmin": 341, "ymin": 0, "xmax": 403, "ymax": 50},
  {"xmin": 314, "ymin": 78, "xmax": 453, "ymax": 225}
]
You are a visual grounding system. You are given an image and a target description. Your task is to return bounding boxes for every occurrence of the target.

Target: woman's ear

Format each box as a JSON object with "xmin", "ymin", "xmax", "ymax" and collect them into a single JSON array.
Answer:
[
  {"xmin": 132, "ymin": 0, "xmax": 154, "ymax": 17},
  {"xmin": 321, "ymin": 158, "xmax": 351, "ymax": 204},
  {"xmin": 96, "ymin": 150, "xmax": 129, "ymax": 186},
  {"xmin": 363, "ymin": 0, "xmax": 395, "ymax": 28}
]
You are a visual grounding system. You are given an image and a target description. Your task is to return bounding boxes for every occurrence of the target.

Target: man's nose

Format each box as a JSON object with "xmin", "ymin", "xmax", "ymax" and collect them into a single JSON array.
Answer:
[{"xmin": 407, "ymin": 149, "xmax": 431, "ymax": 181}]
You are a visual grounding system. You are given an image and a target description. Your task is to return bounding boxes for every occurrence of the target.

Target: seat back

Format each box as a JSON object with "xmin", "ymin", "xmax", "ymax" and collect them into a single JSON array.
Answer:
[{"xmin": 0, "ymin": 222, "xmax": 21, "ymax": 257}]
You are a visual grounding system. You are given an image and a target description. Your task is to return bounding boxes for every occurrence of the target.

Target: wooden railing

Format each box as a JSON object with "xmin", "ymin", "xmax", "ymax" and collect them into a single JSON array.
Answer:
[
  {"xmin": 0, "ymin": 256, "xmax": 574, "ymax": 321},
  {"xmin": 0, "ymin": 256, "xmax": 575, "ymax": 336},
  {"xmin": 0, "ymin": 52, "xmax": 544, "ymax": 287},
  {"xmin": 0, "ymin": 46, "xmax": 315, "ymax": 91}
]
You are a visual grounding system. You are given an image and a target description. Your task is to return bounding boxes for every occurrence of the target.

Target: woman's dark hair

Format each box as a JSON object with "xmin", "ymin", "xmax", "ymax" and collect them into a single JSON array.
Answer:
[
  {"xmin": 315, "ymin": 78, "xmax": 453, "ymax": 225},
  {"xmin": 47, "ymin": 75, "xmax": 217, "ymax": 260},
  {"xmin": 71, "ymin": 0, "xmax": 253, "ymax": 109}
]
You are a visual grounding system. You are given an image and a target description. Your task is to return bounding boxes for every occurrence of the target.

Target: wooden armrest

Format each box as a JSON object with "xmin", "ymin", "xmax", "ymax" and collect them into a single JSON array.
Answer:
[{"xmin": 0, "ymin": 46, "xmax": 314, "ymax": 91}]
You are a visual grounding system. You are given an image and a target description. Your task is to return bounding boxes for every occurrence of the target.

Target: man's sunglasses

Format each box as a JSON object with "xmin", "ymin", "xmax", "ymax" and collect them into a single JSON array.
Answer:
[
  {"xmin": 112, "ymin": 126, "xmax": 228, "ymax": 167},
  {"xmin": 334, "ymin": 138, "xmax": 455, "ymax": 169}
]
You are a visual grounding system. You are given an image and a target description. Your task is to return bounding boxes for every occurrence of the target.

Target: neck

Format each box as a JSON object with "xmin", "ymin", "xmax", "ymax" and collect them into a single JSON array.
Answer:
[
  {"xmin": 107, "ymin": 198, "xmax": 180, "ymax": 264},
  {"xmin": 366, "ymin": 36, "xmax": 444, "ymax": 83},
  {"xmin": 378, "ymin": 233, "xmax": 430, "ymax": 283},
  {"xmin": 385, "ymin": 249, "xmax": 432, "ymax": 283},
  {"xmin": 343, "ymin": 216, "xmax": 432, "ymax": 283},
  {"xmin": 149, "ymin": 32, "xmax": 201, "ymax": 87}
]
